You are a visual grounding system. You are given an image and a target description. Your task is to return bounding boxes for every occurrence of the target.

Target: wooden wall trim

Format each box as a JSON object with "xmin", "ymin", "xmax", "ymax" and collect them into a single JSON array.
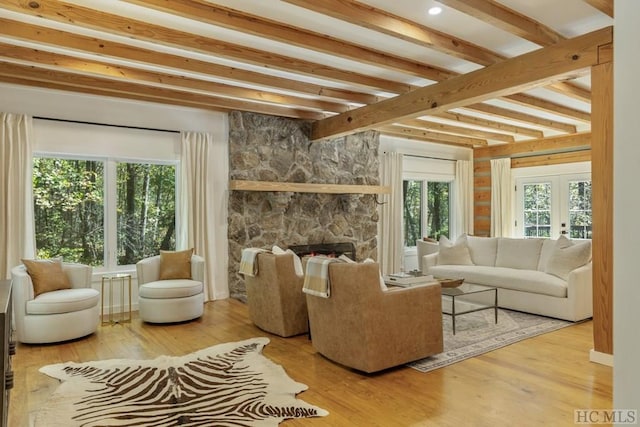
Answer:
[{"xmin": 473, "ymin": 134, "xmax": 592, "ymax": 237}]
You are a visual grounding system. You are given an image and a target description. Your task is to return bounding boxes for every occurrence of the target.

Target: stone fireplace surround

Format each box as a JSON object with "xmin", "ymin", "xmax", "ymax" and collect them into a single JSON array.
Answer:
[{"xmin": 227, "ymin": 111, "xmax": 380, "ymax": 300}]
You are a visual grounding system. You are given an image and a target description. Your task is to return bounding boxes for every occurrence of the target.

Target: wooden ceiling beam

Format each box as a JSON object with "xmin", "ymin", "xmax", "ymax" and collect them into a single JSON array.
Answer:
[
  {"xmin": 379, "ymin": 126, "xmax": 487, "ymax": 147},
  {"xmin": 0, "ymin": 18, "xmax": 378, "ymax": 105},
  {"xmin": 474, "ymin": 132, "xmax": 591, "ymax": 158},
  {"xmin": 1, "ymin": 0, "xmax": 413, "ymax": 93},
  {"xmin": 124, "ymin": 0, "xmax": 455, "ymax": 82},
  {"xmin": 582, "ymin": 0, "xmax": 614, "ymax": 18},
  {"xmin": 463, "ymin": 104, "xmax": 577, "ymax": 134},
  {"xmin": 0, "ymin": 61, "xmax": 327, "ymax": 120},
  {"xmin": 311, "ymin": 27, "xmax": 612, "ymax": 141},
  {"xmin": 436, "ymin": 0, "xmax": 564, "ymax": 46},
  {"xmin": 0, "ymin": 75, "xmax": 232, "ymax": 113},
  {"xmin": 436, "ymin": 0, "xmax": 591, "ymax": 102},
  {"xmin": 0, "ymin": 43, "xmax": 350, "ymax": 113},
  {"xmin": 434, "ymin": 111, "xmax": 544, "ymax": 138},
  {"xmin": 283, "ymin": 0, "xmax": 503, "ymax": 65},
  {"xmin": 400, "ymin": 118, "xmax": 515, "ymax": 143},
  {"xmin": 285, "ymin": 0, "xmax": 590, "ymax": 105},
  {"xmin": 503, "ymin": 93, "xmax": 591, "ymax": 123}
]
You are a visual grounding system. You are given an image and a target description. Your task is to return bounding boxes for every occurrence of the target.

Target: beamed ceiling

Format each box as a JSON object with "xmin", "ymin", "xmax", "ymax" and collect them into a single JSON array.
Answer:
[{"xmin": 0, "ymin": 0, "xmax": 613, "ymax": 147}]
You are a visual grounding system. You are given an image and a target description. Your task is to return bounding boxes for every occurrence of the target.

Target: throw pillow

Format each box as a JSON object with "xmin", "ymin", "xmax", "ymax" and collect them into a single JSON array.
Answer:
[
  {"xmin": 437, "ymin": 235, "xmax": 473, "ymax": 266},
  {"xmin": 21, "ymin": 258, "xmax": 71, "ymax": 297},
  {"xmin": 159, "ymin": 248, "xmax": 194, "ymax": 280},
  {"xmin": 545, "ymin": 236, "xmax": 592, "ymax": 280}
]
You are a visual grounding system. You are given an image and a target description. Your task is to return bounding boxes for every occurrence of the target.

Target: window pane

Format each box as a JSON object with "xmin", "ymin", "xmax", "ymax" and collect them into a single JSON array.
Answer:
[
  {"xmin": 33, "ymin": 158, "xmax": 104, "ymax": 266},
  {"xmin": 403, "ymin": 180, "xmax": 422, "ymax": 247},
  {"xmin": 522, "ymin": 183, "xmax": 551, "ymax": 238},
  {"xmin": 569, "ymin": 180, "xmax": 592, "ymax": 239},
  {"xmin": 117, "ymin": 163, "xmax": 176, "ymax": 265},
  {"xmin": 427, "ymin": 181, "xmax": 450, "ymax": 240}
]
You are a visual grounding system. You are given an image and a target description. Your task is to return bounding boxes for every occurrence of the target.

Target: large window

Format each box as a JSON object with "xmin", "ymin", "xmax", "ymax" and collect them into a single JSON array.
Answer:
[
  {"xmin": 403, "ymin": 179, "xmax": 450, "ymax": 246},
  {"xmin": 33, "ymin": 156, "xmax": 176, "ymax": 270}
]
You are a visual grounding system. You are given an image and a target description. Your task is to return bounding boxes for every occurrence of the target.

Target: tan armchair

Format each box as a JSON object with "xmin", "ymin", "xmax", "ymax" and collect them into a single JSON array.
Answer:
[
  {"xmin": 306, "ymin": 262, "xmax": 443, "ymax": 373},
  {"xmin": 245, "ymin": 252, "xmax": 308, "ymax": 337}
]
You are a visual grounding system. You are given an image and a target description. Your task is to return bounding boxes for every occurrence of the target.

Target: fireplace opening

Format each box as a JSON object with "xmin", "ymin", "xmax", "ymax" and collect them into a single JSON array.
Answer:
[{"xmin": 288, "ymin": 242, "xmax": 356, "ymax": 261}]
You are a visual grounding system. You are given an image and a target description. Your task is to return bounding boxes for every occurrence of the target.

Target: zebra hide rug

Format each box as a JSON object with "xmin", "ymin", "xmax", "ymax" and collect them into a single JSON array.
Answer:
[{"xmin": 35, "ymin": 337, "xmax": 328, "ymax": 426}]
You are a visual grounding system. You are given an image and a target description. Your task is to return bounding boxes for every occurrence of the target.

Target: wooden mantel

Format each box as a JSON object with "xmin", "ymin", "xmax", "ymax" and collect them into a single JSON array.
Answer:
[{"xmin": 229, "ymin": 180, "xmax": 391, "ymax": 194}]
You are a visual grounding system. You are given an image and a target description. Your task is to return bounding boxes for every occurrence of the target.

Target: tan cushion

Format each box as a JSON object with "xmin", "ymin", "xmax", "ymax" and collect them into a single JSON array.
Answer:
[
  {"xmin": 159, "ymin": 248, "xmax": 193, "ymax": 280},
  {"xmin": 21, "ymin": 258, "xmax": 71, "ymax": 297}
]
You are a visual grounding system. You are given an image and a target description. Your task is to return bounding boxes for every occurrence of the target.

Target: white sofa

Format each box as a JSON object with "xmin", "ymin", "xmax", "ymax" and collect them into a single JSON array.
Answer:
[{"xmin": 422, "ymin": 235, "xmax": 593, "ymax": 322}]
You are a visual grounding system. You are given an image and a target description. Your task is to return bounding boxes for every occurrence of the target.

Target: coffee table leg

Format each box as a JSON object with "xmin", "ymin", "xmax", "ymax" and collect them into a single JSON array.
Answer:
[
  {"xmin": 452, "ymin": 295, "xmax": 456, "ymax": 335},
  {"xmin": 494, "ymin": 288, "xmax": 498, "ymax": 324}
]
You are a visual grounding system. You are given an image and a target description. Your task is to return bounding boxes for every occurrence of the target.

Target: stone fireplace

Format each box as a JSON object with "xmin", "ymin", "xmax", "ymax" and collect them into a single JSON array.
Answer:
[{"xmin": 227, "ymin": 111, "xmax": 380, "ymax": 300}]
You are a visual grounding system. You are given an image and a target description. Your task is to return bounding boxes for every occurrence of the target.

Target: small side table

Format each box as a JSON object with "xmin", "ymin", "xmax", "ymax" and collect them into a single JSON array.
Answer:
[{"xmin": 101, "ymin": 273, "xmax": 132, "ymax": 325}]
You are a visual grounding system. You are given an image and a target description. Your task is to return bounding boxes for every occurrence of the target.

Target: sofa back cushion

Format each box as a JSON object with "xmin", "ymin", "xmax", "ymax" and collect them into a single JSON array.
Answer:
[
  {"xmin": 495, "ymin": 238, "xmax": 543, "ymax": 270},
  {"xmin": 465, "ymin": 236, "xmax": 498, "ymax": 266}
]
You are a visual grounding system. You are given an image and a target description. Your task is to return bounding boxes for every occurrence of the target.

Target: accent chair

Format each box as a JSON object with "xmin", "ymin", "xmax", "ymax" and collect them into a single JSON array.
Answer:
[
  {"xmin": 245, "ymin": 252, "xmax": 308, "ymax": 337},
  {"xmin": 305, "ymin": 261, "xmax": 443, "ymax": 373},
  {"xmin": 11, "ymin": 261, "xmax": 100, "ymax": 344}
]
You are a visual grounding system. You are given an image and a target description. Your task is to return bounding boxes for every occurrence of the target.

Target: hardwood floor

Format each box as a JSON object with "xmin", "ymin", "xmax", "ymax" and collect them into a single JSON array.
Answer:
[{"xmin": 10, "ymin": 299, "xmax": 612, "ymax": 426}]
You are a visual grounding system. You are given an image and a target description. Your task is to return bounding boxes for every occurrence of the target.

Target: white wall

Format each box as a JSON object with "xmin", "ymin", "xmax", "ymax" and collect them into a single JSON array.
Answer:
[
  {"xmin": 0, "ymin": 82, "xmax": 230, "ymax": 307},
  {"xmin": 614, "ymin": 2, "xmax": 640, "ymax": 418}
]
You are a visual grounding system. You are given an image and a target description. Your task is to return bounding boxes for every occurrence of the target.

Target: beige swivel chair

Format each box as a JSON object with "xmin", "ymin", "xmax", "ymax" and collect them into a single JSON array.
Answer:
[
  {"xmin": 305, "ymin": 262, "xmax": 443, "ymax": 373},
  {"xmin": 245, "ymin": 252, "xmax": 308, "ymax": 337},
  {"xmin": 11, "ymin": 261, "xmax": 100, "ymax": 344},
  {"xmin": 136, "ymin": 251, "xmax": 205, "ymax": 323}
]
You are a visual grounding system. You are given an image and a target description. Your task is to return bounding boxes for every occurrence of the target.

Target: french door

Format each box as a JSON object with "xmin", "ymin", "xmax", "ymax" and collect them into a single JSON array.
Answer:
[{"xmin": 514, "ymin": 173, "xmax": 592, "ymax": 239}]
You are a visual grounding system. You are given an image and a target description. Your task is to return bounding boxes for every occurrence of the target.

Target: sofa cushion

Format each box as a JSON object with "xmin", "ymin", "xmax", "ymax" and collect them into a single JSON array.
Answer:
[
  {"xmin": 21, "ymin": 258, "xmax": 71, "ymax": 297},
  {"xmin": 545, "ymin": 236, "xmax": 592, "ymax": 280},
  {"xmin": 495, "ymin": 238, "xmax": 543, "ymax": 270},
  {"xmin": 27, "ymin": 288, "xmax": 99, "ymax": 315},
  {"xmin": 429, "ymin": 265, "xmax": 568, "ymax": 298},
  {"xmin": 159, "ymin": 248, "xmax": 193, "ymax": 280},
  {"xmin": 437, "ymin": 236, "xmax": 473, "ymax": 266},
  {"xmin": 466, "ymin": 236, "xmax": 498, "ymax": 267},
  {"xmin": 139, "ymin": 279, "xmax": 203, "ymax": 299}
]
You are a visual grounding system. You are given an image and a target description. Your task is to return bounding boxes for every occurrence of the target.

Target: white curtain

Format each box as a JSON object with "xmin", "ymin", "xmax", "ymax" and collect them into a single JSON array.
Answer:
[
  {"xmin": 0, "ymin": 113, "xmax": 35, "ymax": 279},
  {"xmin": 490, "ymin": 158, "xmax": 512, "ymax": 237},
  {"xmin": 378, "ymin": 152, "xmax": 403, "ymax": 275},
  {"xmin": 179, "ymin": 132, "xmax": 229, "ymax": 300},
  {"xmin": 453, "ymin": 159, "xmax": 474, "ymax": 238}
]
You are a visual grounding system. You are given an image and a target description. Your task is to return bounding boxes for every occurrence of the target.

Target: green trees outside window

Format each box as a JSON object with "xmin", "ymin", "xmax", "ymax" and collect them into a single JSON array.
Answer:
[
  {"xmin": 33, "ymin": 157, "xmax": 176, "ymax": 268},
  {"xmin": 403, "ymin": 179, "xmax": 450, "ymax": 247}
]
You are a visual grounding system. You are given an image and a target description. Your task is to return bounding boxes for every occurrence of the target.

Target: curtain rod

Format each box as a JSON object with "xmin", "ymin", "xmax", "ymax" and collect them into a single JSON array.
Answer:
[
  {"xmin": 33, "ymin": 116, "xmax": 180, "ymax": 134},
  {"xmin": 396, "ymin": 153, "xmax": 458, "ymax": 162}
]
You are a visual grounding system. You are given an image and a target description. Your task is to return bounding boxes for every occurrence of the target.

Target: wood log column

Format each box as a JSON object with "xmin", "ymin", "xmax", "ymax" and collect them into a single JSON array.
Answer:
[{"xmin": 591, "ymin": 56, "xmax": 614, "ymax": 359}]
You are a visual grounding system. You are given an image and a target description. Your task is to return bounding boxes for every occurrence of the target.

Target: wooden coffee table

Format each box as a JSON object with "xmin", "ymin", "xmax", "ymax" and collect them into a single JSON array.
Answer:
[{"xmin": 441, "ymin": 283, "xmax": 498, "ymax": 335}]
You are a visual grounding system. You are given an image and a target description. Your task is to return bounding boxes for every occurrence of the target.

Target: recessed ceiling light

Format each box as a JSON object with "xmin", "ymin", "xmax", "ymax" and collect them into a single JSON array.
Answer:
[{"xmin": 428, "ymin": 6, "xmax": 442, "ymax": 16}]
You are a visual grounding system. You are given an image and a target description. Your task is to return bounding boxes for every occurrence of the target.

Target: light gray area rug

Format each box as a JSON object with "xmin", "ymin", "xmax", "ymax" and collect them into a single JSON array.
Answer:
[
  {"xmin": 35, "ymin": 337, "xmax": 328, "ymax": 427},
  {"xmin": 409, "ymin": 309, "xmax": 574, "ymax": 373}
]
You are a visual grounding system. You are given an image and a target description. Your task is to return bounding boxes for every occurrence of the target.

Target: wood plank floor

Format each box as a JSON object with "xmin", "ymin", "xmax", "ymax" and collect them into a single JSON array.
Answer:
[{"xmin": 10, "ymin": 299, "xmax": 612, "ymax": 426}]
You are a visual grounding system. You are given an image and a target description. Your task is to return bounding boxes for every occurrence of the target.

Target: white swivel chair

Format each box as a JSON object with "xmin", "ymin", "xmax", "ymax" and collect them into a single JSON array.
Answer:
[
  {"xmin": 11, "ymin": 262, "xmax": 100, "ymax": 344},
  {"xmin": 136, "ymin": 253, "xmax": 205, "ymax": 323}
]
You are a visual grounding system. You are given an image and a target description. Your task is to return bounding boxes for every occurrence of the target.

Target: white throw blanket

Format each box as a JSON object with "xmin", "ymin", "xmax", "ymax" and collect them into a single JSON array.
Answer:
[
  {"xmin": 239, "ymin": 248, "xmax": 268, "ymax": 277},
  {"xmin": 302, "ymin": 256, "xmax": 341, "ymax": 298}
]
